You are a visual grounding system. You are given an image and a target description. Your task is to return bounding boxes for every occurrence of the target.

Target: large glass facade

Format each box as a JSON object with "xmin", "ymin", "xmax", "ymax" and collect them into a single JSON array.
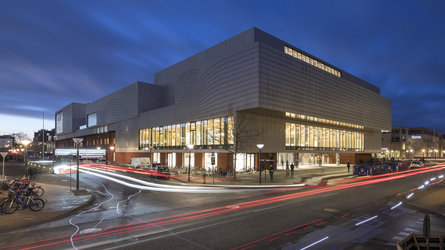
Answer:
[
  {"xmin": 286, "ymin": 122, "xmax": 364, "ymax": 151},
  {"xmin": 139, "ymin": 116, "xmax": 233, "ymax": 149}
]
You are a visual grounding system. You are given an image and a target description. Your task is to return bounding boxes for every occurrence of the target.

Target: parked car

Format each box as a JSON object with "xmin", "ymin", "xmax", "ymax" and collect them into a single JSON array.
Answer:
[
  {"xmin": 410, "ymin": 160, "xmax": 424, "ymax": 169},
  {"xmin": 149, "ymin": 164, "xmax": 171, "ymax": 179}
]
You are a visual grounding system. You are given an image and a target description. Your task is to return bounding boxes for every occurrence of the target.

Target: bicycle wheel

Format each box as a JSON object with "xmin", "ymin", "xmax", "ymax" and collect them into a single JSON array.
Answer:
[
  {"xmin": 2, "ymin": 199, "xmax": 18, "ymax": 214},
  {"xmin": 34, "ymin": 186, "xmax": 44, "ymax": 197},
  {"xmin": 29, "ymin": 198, "xmax": 45, "ymax": 211}
]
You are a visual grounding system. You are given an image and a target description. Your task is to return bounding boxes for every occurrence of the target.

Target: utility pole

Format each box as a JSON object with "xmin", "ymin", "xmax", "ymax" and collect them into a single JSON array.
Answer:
[{"xmin": 42, "ymin": 112, "xmax": 45, "ymax": 160}]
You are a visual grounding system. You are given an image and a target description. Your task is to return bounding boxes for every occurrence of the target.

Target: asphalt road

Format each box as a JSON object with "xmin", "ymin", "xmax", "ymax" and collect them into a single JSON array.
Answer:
[{"xmin": 1, "ymin": 161, "xmax": 444, "ymax": 249}]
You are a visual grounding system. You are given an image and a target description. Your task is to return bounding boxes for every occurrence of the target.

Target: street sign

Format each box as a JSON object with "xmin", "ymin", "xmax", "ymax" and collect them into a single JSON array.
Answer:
[
  {"xmin": 423, "ymin": 214, "xmax": 430, "ymax": 240},
  {"xmin": 1, "ymin": 152, "xmax": 8, "ymax": 179}
]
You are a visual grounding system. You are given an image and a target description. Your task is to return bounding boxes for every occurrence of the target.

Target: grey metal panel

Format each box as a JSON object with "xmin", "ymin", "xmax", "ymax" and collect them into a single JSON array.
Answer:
[
  {"xmin": 142, "ymin": 43, "xmax": 260, "ymax": 129},
  {"xmin": 252, "ymin": 28, "xmax": 380, "ymax": 94},
  {"xmin": 257, "ymin": 43, "xmax": 391, "ymax": 130}
]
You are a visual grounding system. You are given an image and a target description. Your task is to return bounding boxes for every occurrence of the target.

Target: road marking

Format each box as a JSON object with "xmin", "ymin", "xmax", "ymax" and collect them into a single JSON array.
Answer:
[
  {"xmin": 398, "ymin": 231, "xmax": 409, "ymax": 236},
  {"xmin": 405, "ymin": 227, "xmax": 418, "ymax": 232}
]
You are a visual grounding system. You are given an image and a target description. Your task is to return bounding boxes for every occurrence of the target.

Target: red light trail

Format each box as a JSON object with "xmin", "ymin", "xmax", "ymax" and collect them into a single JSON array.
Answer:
[{"xmin": 2, "ymin": 164, "xmax": 443, "ymax": 250}]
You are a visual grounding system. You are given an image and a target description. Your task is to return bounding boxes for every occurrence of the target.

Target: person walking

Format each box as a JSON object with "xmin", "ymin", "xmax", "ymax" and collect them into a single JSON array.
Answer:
[
  {"xmin": 285, "ymin": 161, "xmax": 289, "ymax": 176},
  {"xmin": 290, "ymin": 162, "xmax": 295, "ymax": 176},
  {"xmin": 347, "ymin": 161, "xmax": 351, "ymax": 172},
  {"xmin": 269, "ymin": 164, "xmax": 274, "ymax": 182}
]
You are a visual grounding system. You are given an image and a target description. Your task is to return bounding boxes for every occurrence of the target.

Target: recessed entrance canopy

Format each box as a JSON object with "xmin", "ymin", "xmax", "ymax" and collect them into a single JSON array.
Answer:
[{"xmin": 55, "ymin": 148, "xmax": 106, "ymax": 159}]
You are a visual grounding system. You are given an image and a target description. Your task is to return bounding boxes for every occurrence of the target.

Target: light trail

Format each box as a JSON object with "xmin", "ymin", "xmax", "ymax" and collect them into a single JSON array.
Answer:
[
  {"xmin": 390, "ymin": 202, "xmax": 403, "ymax": 210},
  {"xmin": 7, "ymin": 164, "xmax": 445, "ymax": 250},
  {"xmin": 300, "ymin": 236, "xmax": 329, "ymax": 250},
  {"xmin": 355, "ymin": 215, "xmax": 378, "ymax": 226},
  {"xmin": 69, "ymin": 182, "xmax": 115, "ymax": 250},
  {"xmin": 406, "ymin": 193, "xmax": 414, "ymax": 199}
]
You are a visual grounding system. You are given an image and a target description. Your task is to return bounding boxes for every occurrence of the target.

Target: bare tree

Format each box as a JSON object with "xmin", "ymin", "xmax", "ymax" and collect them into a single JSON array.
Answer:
[
  {"xmin": 407, "ymin": 139, "xmax": 423, "ymax": 157},
  {"xmin": 224, "ymin": 114, "xmax": 261, "ymax": 179}
]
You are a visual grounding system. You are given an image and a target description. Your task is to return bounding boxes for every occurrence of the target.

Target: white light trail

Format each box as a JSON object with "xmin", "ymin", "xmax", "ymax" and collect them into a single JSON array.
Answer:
[
  {"xmin": 418, "ymin": 185, "xmax": 425, "ymax": 189},
  {"xmin": 390, "ymin": 202, "xmax": 403, "ymax": 210},
  {"xmin": 300, "ymin": 236, "xmax": 329, "ymax": 250},
  {"xmin": 425, "ymin": 181, "xmax": 429, "ymax": 185},
  {"xmin": 430, "ymin": 178, "xmax": 436, "ymax": 181},
  {"xmin": 407, "ymin": 193, "xmax": 414, "ymax": 199},
  {"xmin": 439, "ymin": 175, "xmax": 444, "ymax": 179},
  {"xmin": 79, "ymin": 168, "xmax": 251, "ymax": 193},
  {"xmin": 355, "ymin": 215, "xmax": 378, "ymax": 226},
  {"xmin": 69, "ymin": 182, "xmax": 115, "ymax": 250}
]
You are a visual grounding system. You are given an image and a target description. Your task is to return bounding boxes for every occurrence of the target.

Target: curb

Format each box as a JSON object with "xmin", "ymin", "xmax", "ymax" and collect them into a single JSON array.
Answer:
[
  {"xmin": 404, "ymin": 201, "xmax": 445, "ymax": 219},
  {"xmin": 0, "ymin": 190, "xmax": 95, "ymax": 234}
]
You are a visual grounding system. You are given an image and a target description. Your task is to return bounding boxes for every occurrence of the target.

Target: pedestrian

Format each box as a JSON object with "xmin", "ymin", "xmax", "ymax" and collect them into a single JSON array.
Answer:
[
  {"xmin": 269, "ymin": 164, "xmax": 274, "ymax": 182},
  {"xmin": 290, "ymin": 162, "xmax": 295, "ymax": 176},
  {"xmin": 285, "ymin": 161, "xmax": 289, "ymax": 176},
  {"xmin": 347, "ymin": 161, "xmax": 350, "ymax": 172}
]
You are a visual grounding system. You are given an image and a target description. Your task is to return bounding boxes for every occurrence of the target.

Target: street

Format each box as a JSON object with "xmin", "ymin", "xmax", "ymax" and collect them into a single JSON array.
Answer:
[{"xmin": 1, "ymin": 161, "xmax": 445, "ymax": 249}]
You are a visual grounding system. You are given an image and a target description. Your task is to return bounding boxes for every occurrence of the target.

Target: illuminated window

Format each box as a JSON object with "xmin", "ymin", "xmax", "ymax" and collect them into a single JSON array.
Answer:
[
  {"xmin": 56, "ymin": 112, "xmax": 63, "ymax": 133},
  {"xmin": 286, "ymin": 122, "xmax": 364, "ymax": 151},
  {"xmin": 87, "ymin": 113, "xmax": 97, "ymax": 127},
  {"xmin": 284, "ymin": 46, "xmax": 341, "ymax": 77}
]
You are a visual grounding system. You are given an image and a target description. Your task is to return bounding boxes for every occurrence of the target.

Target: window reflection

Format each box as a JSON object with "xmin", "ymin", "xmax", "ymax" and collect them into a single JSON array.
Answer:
[
  {"xmin": 285, "ymin": 122, "xmax": 364, "ymax": 151},
  {"xmin": 139, "ymin": 116, "xmax": 233, "ymax": 149}
]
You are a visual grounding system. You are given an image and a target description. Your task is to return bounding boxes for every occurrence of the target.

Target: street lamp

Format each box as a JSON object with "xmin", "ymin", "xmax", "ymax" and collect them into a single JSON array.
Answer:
[
  {"xmin": 257, "ymin": 144, "xmax": 264, "ymax": 184},
  {"xmin": 410, "ymin": 149, "xmax": 413, "ymax": 160},
  {"xmin": 422, "ymin": 149, "xmax": 425, "ymax": 158},
  {"xmin": 21, "ymin": 139, "xmax": 31, "ymax": 177},
  {"xmin": 187, "ymin": 144, "xmax": 194, "ymax": 182},
  {"xmin": 434, "ymin": 149, "xmax": 438, "ymax": 160},
  {"xmin": 73, "ymin": 138, "xmax": 83, "ymax": 190}
]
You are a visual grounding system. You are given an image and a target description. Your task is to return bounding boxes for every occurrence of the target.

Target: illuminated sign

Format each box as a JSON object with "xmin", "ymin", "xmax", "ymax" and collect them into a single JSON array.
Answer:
[
  {"xmin": 411, "ymin": 136, "xmax": 422, "ymax": 139},
  {"xmin": 55, "ymin": 148, "xmax": 106, "ymax": 159}
]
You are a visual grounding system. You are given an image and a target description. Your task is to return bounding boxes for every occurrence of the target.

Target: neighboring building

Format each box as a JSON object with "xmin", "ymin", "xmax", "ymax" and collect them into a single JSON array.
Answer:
[
  {"xmin": 0, "ymin": 135, "xmax": 14, "ymax": 149},
  {"xmin": 381, "ymin": 126, "xmax": 443, "ymax": 159},
  {"xmin": 55, "ymin": 28, "xmax": 392, "ymax": 170},
  {"xmin": 33, "ymin": 129, "xmax": 56, "ymax": 158}
]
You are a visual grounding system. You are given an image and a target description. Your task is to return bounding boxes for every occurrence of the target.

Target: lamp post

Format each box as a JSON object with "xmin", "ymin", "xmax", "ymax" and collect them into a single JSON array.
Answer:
[
  {"xmin": 73, "ymin": 138, "xmax": 83, "ymax": 190},
  {"xmin": 434, "ymin": 149, "xmax": 438, "ymax": 161},
  {"xmin": 21, "ymin": 140, "xmax": 31, "ymax": 177},
  {"xmin": 257, "ymin": 144, "xmax": 264, "ymax": 184},
  {"xmin": 410, "ymin": 149, "xmax": 413, "ymax": 160},
  {"xmin": 187, "ymin": 144, "xmax": 194, "ymax": 182}
]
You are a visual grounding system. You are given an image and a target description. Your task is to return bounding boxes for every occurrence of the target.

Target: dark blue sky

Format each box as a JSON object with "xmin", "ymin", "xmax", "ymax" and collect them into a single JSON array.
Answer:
[{"xmin": 1, "ymin": 0, "xmax": 445, "ymax": 137}]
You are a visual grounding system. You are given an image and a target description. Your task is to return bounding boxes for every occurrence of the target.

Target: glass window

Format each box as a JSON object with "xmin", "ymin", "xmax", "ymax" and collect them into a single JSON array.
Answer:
[
  {"xmin": 214, "ymin": 118, "xmax": 221, "ymax": 145},
  {"xmin": 208, "ymin": 119, "xmax": 214, "ymax": 145},
  {"xmin": 56, "ymin": 112, "xmax": 63, "ymax": 133},
  {"xmin": 228, "ymin": 117, "xmax": 234, "ymax": 145},
  {"xmin": 87, "ymin": 113, "xmax": 97, "ymax": 127}
]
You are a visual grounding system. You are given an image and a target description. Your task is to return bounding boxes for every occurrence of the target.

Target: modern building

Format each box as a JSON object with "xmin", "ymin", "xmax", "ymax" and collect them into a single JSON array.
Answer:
[
  {"xmin": 55, "ymin": 28, "xmax": 391, "ymax": 171},
  {"xmin": 381, "ymin": 126, "xmax": 444, "ymax": 159}
]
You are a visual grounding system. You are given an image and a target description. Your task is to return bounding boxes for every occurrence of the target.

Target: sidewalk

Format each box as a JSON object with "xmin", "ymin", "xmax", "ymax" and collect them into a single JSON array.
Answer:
[
  {"xmin": 165, "ymin": 165, "xmax": 354, "ymax": 186},
  {"xmin": 405, "ymin": 182, "xmax": 445, "ymax": 218},
  {"xmin": 0, "ymin": 174, "xmax": 94, "ymax": 234}
]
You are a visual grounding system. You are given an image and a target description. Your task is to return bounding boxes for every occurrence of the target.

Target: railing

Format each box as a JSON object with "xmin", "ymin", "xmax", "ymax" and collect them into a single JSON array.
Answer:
[{"xmin": 397, "ymin": 233, "xmax": 444, "ymax": 250}]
